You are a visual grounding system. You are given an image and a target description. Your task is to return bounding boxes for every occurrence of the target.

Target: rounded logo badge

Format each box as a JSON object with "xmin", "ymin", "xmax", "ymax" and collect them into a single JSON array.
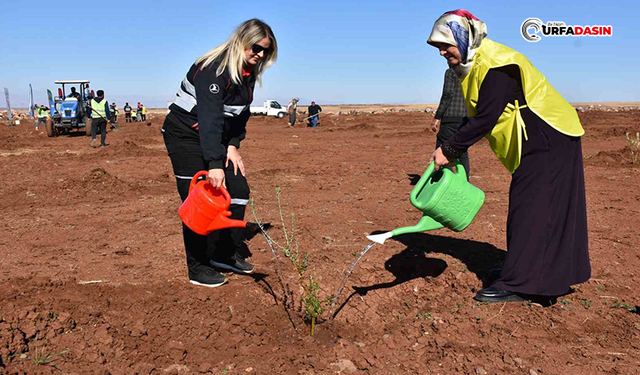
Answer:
[
  {"xmin": 209, "ymin": 84, "xmax": 220, "ymax": 94},
  {"xmin": 521, "ymin": 18, "xmax": 542, "ymax": 42}
]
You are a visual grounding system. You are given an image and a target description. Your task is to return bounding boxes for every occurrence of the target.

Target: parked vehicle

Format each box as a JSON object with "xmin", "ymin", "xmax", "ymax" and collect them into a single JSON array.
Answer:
[{"xmin": 250, "ymin": 100, "xmax": 288, "ymax": 118}]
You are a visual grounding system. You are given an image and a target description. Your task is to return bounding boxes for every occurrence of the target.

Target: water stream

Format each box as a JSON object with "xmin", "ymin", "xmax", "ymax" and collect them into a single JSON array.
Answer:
[{"xmin": 331, "ymin": 241, "xmax": 377, "ymax": 311}]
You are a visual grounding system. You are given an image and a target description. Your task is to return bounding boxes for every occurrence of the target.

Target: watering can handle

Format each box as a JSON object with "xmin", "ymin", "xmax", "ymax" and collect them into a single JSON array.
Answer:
[
  {"xmin": 188, "ymin": 170, "xmax": 233, "ymax": 207},
  {"xmin": 410, "ymin": 162, "xmax": 436, "ymax": 202},
  {"xmin": 452, "ymin": 160, "xmax": 466, "ymax": 180},
  {"xmin": 410, "ymin": 160, "xmax": 466, "ymax": 201},
  {"xmin": 189, "ymin": 171, "xmax": 210, "ymax": 193}
]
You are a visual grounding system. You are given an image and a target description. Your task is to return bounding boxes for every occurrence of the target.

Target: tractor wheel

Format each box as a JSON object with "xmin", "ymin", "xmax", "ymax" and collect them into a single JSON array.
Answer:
[
  {"xmin": 46, "ymin": 120, "xmax": 54, "ymax": 138},
  {"xmin": 277, "ymin": 112, "xmax": 285, "ymax": 119}
]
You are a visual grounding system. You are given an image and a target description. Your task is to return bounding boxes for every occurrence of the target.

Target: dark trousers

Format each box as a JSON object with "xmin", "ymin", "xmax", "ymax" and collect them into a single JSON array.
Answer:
[
  {"xmin": 36, "ymin": 118, "xmax": 47, "ymax": 129},
  {"xmin": 125, "ymin": 113, "xmax": 131, "ymax": 122},
  {"xmin": 162, "ymin": 115, "xmax": 250, "ymax": 274},
  {"xmin": 289, "ymin": 112, "xmax": 296, "ymax": 125},
  {"xmin": 436, "ymin": 117, "xmax": 470, "ymax": 179},
  {"xmin": 91, "ymin": 118, "xmax": 107, "ymax": 146}
]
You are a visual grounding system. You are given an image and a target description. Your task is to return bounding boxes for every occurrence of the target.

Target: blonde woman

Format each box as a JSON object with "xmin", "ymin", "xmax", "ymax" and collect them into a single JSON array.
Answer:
[{"xmin": 163, "ymin": 19, "xmax": 278, "ymax": 287}]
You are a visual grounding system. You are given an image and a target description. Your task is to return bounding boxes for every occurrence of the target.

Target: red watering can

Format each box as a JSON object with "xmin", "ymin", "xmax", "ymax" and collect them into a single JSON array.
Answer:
[{"xmin": 179, "ymin": 171, "xmax": 258, "ymax": 235}]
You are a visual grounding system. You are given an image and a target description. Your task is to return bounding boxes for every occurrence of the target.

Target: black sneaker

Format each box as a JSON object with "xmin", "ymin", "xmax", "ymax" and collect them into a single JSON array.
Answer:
[
  {"xmin": 189, "ymin": 268, "xmax": 228, "ymax": 288},
  {"xmin": 210, "ymin": 253, "xmax": 255, "ymax": 274}
]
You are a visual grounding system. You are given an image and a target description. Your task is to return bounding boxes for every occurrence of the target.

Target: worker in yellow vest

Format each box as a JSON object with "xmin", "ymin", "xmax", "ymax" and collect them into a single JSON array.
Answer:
[
  {"xmin": 141, "ymin": 105, "xmax": 147, "ymax": 121},
  {"xmin": 111, "ymin": 102, "xmax": 119, "ymax": 123},
  {"xmin": 90, "ymin": 90, "xmax": 114, "ymax": 148},
  {"xmin": 35, "ymin": 105, "xmax": 49, "ymax": 131},
  {"xmin": 427, "ymin": 10, "xmax": 589, "ymax": 303}
]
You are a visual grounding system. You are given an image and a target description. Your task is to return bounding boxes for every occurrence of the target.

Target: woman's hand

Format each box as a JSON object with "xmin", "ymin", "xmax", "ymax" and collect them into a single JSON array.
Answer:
[
  {"xmin": 226, "ymin": 145, "xmax": 245, "ymax": 176},
  {"xmin": 208, "ymin": 168, "xmax": 226, "ymax": 189},
  {"xmin": 429, "ymin": 147, "xmax": 450, "ymax": 171},
  {"xmin": 431, "ymin": 118, "xmax": 440, "ymax": 133}
]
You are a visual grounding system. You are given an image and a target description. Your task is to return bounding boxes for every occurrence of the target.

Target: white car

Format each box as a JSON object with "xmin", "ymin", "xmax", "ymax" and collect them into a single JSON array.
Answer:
[{"xmin": 250, "ymin": 100, "xmax": 288, "ymax": 118}]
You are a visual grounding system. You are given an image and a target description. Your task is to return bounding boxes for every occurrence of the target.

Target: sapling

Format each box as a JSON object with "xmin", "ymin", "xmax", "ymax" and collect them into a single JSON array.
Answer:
[
  {"xmin": 303, "ymin": 276, "xmax": 325, "ymax": 336},
  {"xmin": 625, "ymin": 132, "xmax": 640, "ymax": 164},
  {"xmin": 251, "ymin": 188, "xmax": 331, "ymax": 335}
]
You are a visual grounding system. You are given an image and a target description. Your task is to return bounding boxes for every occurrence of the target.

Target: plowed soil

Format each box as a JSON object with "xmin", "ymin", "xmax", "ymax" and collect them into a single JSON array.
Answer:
[{"xmin": 1, "ymin": 110, "xmax": 639, "ymax": 374}]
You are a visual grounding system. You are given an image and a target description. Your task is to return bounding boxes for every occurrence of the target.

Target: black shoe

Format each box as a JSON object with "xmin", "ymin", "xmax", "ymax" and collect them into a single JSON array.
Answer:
[
  {"xmin": 210, "ymin": 253, "xmax": 255, "ymax": 274},
  {"xmin": 474, "ymin": 287, "xmax": 526, "ymax": 303},
  {"xmin": 189, "ymin": 268, "xmax": 228, "ymax": 288}
]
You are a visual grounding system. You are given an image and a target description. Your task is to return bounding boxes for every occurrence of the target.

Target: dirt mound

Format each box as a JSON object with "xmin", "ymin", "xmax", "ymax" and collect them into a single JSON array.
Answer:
[
  {"xmin": 81, "ymin": 167, "xmax": 123, "ymax": 188},
  {"xmin": 584, "ymin": 146, "xmax": 637, "ymax": 167},
  {"xmin": 340, "ymin": 123, "xmax": 379, "ymax": 131},
  {"xmin": 584, "ymin": 125, "xmax": 639, "ymax": 138}
]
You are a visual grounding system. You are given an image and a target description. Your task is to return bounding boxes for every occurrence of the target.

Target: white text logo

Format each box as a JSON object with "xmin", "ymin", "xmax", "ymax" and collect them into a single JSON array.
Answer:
[{"xmin": 521, "ymin": 18, "xmax": 612, "ymax": 42}]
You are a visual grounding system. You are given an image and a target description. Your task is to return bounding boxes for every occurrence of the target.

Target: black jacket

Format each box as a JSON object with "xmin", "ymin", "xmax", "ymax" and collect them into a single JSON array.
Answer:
[
  {"xmin": 308, "ymin": 104, "xmax": 322, "ymax": 116},
  {"xmin": 168, "ymin": 60, "xmax": 255, "ymax": 169}
]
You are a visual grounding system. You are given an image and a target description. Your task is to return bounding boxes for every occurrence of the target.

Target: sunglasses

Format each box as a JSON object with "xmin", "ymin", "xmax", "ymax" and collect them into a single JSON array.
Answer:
[{"xmin": 251, "ymin": 43, "xmax": 271, "ymax": 55}]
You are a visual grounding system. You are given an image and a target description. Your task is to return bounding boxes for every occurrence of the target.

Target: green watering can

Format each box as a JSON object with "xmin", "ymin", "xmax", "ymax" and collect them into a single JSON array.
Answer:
[{"xmin": 366, "ymin": 161, "xmax": 485, "ymax": 244}]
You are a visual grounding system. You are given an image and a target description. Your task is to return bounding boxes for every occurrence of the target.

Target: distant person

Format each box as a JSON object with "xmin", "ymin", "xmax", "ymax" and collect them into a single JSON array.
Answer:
[
  {"xmin": 137, "ymin": 106, "xmax": 143, "ymax": 122},
  {"xmin": 35, "ymin": 105, "xmax": 49, "ymax": 131},
  {"xmin": 431, "ymin": 67, "xmax": 470, "ymax": 179},
  {"xmin": 427, "ymin": 10, "xmax": 589, "ymax": 303},
  {"xmin": 286, "ymin": 97, "xmax": 299, "ymax": 127},
  {"xmin": 124, "ymin": 102, "xmax": 132, "ymax": 122},
  {"xmin": 141, "ymin": 105, "xmax": 147, "ymax": 121},
  {"xmin": 111, "ymin": 102, "xmax": 119, "ymax": 123},
  {"xmin": 307, "ymin": 101, "xmax": 322, "ymax": 127},
  {"xmin": 89, "ymin": 90, "xmax": 113, "ymax": 148},
  {"xmin": 83, "ymin": 84, "xmax": 93, "ymax": 101},
  {"xmin": 163, "ymin": 19, "xmax": 278, "ymax": 288},
  {"xmin": 131, "ymin": 107, "xmax": 138, "ymax": 122},
  {"xmin": 68, "ymin": 87, "xmax": 81, "ymax": 100}
]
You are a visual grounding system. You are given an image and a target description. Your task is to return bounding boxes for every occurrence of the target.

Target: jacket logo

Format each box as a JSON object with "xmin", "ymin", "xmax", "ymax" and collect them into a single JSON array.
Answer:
[{"xmin": 209, "ymin": 84, "xmax": 220, "ymax": 94}]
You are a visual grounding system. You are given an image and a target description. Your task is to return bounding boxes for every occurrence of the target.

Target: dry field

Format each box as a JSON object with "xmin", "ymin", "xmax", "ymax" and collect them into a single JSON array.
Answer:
[{"xmin": 0, "ymin": 108, "xmax": 639, "ymax": 374}]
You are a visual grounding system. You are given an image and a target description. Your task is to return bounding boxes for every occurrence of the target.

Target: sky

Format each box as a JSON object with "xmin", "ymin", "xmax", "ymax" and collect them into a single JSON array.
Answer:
[{"xmin": 1, "ymin": 0, "xmax": 638, "ymax": 109}]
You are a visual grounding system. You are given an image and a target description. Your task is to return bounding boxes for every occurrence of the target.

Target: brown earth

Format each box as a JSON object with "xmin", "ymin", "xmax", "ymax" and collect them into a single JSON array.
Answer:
[{"xmin": 0, "ymin": 110, "xmax": 639, "ymax": 374}]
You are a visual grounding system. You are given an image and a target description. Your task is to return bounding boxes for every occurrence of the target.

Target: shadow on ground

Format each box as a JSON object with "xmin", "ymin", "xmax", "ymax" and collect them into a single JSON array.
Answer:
[{"xmin": 332, "ymin": 232, "xmax": 506, "ymax": 318}]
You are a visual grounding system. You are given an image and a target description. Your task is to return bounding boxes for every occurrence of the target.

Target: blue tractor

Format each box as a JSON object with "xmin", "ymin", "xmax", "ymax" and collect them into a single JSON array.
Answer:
[{"xmin": 47, "ymin": 80, "xmax": 93, "ymax": 137}]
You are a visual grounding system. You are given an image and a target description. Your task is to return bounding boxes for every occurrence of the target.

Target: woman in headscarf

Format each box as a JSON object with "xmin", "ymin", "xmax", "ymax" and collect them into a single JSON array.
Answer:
[{"xmin": 427, "ymin": 10, "xmax": 590, "ymax": 303}]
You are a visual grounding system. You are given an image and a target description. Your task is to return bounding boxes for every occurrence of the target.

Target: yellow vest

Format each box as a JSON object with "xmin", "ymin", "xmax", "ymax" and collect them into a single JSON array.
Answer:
[
  {"xmin": 91, "ymin": 98, "xmax": 107, "ymax": 119},
  {"xmin": 459, "ymin": 39, "xmax": 584, "ymax": 173},
  {"xmin": 142, "ymin": 106, "xmax": 147, "ymax": 115},
  {"xmin": 37, "ymin": 108, "xmax": 49, "ymax": 118}
]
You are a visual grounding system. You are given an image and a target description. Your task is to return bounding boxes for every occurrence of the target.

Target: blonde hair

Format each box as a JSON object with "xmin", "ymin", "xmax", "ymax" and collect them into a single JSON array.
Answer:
[{"xmin": 196, "ymin": 18, "xmax": 277, "ymax": 86}]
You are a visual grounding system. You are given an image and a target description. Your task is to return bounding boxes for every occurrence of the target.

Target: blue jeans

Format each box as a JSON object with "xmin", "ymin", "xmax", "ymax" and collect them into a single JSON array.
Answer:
[{"xmin": 309, "ymin": 116, "xmax": 318, "ymax": 127}]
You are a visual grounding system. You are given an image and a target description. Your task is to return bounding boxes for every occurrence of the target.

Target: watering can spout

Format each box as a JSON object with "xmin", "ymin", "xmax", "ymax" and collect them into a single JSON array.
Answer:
[
  {"xmin": 366, "ymin": 215, "xmax": 444, "ymax": 244},
  {"xmin": 391, "ymin": 215, "xmax": 444, "ymax": 237},
  {"xmin": 367, "ymin": 160, "xmax": 485, "ymax": 245}
]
